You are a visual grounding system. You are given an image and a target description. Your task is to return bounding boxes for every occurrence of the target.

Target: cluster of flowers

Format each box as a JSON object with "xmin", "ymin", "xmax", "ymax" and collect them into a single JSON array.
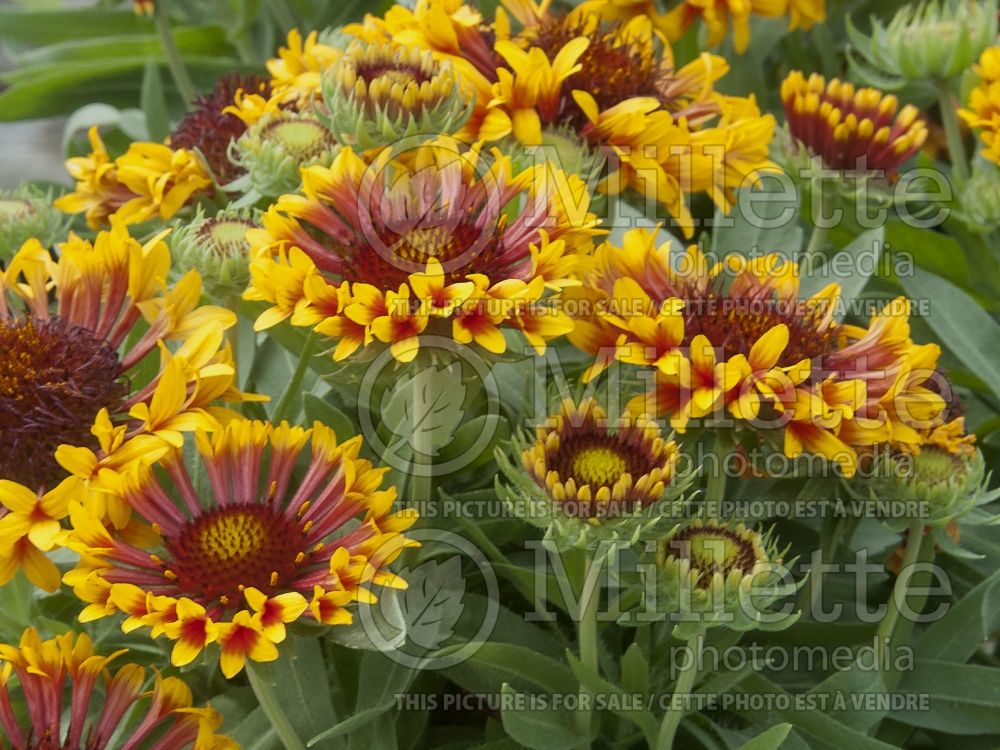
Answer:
[{"xmin": 0, "ymin": 0, "xmax": 995, "ymax": 743}]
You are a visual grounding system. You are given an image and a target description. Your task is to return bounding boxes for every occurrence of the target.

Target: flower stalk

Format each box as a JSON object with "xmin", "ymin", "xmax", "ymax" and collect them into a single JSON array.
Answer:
[{"xmin": 247, "ymin": 660, "xmax": 307, "ymax": 750}]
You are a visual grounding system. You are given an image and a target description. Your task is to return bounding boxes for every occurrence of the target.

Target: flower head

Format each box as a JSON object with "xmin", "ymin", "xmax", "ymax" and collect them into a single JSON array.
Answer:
[
  {"xmin": 228, "ymin": 111, "xmax": 339, "ymax": 201},
  {"xmin": 267, "ymin": 29, "xmax": 343, "ymax": 107},
  {"xmin": 64, "ymin": 418, "xmax": 417, "ymax": 677},
  {"xmin": 170, "ymin": 73, "xmax": 272, "ymax": 183},
  {"xmin": 0, "ymin": 627, "xmax": 235, "ymax": 750},
  {"xmin": 169, "ymin": 207, "xmax": 257, "ymax": 302},
  {"xmin": 848, "ymin": 0, "xmax": 998, "ymax": 85},
  {"xmin": 0, "ymin": 223, "xmax": 249, "ymax": 587},
  {"xmin": 650, "ymin": 518, "xmax": 798, "ymax": 637},
  {"xmin": 497, "ymin": 397, "xmax": 690, "ymax": 551},
  {"xmin": 568, "ymin": 228, "xmax": 948, "ymax": 477},
  {"xmin": 245, "ymin": 140, "xmax": 597, "ymax": 362},
  {"xmin": 320, "ymin": 41, "xmax": 473, "ymax": 149},
  {"xmin": 0, "ymin": 184, "xmax": 67, "ymax": 260},
  {"xmin": 781, "ymin": 71, "xmax": 928, "ymax": 174},
  {"xmin": 959, "ymin": 47, "xmax": 1000, "ymax": 166},
  {"xmin": 479, "ymin": 9, "xmax": 778, "ymax": 237},
  {"xmin": 55, "ymin": 127, "xmax": 213, "ymax": 229}
]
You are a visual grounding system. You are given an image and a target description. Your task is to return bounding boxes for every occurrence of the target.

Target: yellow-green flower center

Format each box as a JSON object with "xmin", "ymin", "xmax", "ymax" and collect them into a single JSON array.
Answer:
[
  {"xmin": 662, "ymin": 523, "xmax": 765, "ymax": 587},
  {"xmin": 571, "ymin": 446, "xmax": 628, "ymax": 487},
  {"xmin": 198, "ymin": 217, "xmax": 255, "ymax": 258},
  {"xmin": 263, "ymin": 118, "xmax": 336, "ymax": 161},
  {"xmin": 0, "ymin": 198, "xmax": 35, "ymax": 225}
]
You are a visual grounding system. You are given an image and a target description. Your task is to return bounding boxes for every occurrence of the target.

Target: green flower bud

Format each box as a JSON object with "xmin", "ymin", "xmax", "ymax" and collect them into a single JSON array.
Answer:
[
  {"xmin": 0, "ymin": 184, "xmax": 68, "ymax": 261},
  {"xmin": 319, "ymin": 42, "xmax": 472, "ymax": 151},
  {"xmin": 848, "ymin": 0, "xmax": 998, "ymax": 87},
  {"xmin": 506, "ymin": 125, "xmax": 606, "ymax": 188},
  {"xmin": 170, "ymin": 208, "xmax": 256, "ymax": 301},
  {"xmin": 961, "ymin": 164, "xmax": 1000, "ymax": 231},
  {"xmin": 647, "ymin": 519, "xmax": 800, "ymax": 639},
  {"xmin": 872, "ymin": 444, "xmax": 999, "ymax": 530},
  {"xmin": 495, "ymin": 398, "xmax": 693, "ymax": 554},
  {"xmin": 228, "ymin": 112, "xmax": 339, "ymax": 203}
]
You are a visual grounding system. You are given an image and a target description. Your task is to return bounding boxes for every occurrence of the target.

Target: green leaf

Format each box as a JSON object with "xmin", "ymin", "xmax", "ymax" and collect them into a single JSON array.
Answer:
[
  {"xmin": 307, "ymin": 698, "xmax": 396, "ymax": 747},
  {"xmin": 302, "ymin": 393, "xmax": 358, "ymax": 438},
  {"xmin": 268, "ymin": 637, "xmax": 339, "ymax": 749},
  {"xmin": 380, "ymin": 366, "xmax": 466, "ymax": 462},
  {"xmin": 0, "ymin": 7, "xmax": 150, "ymax": 44},
  {"xmin": 894, "ymin": 660, "xmax": 1000, "ymax": 734},
  {"xmin": 565, "ymin": 650, "xmax": 658, "ymax": 746},
  {"xmin": 709, "ymin": 178, "xmax": 803, "ymax": 259},
  {"xmin": 499, "ymin": 684, "xmax": 585, "ymax": 750},
  {"xmin": 734, "ymin": 674, "xmax": 899, "ymax": 750},
  {"xmin": 798, "ymin": 227, "xmax": 885, "ymax": 315},
  {"xmin": 898, "ymin": 266, "xmax": 1000, "ymax": 401},
  {"xmin": 620, "ymin": 642, "xmax": 650, "ymax": 695},
  {"xmin": 443, "ymin": 643, "xmax": 578, "ymax": 696},
  {"xmin": 736, "ymin": 724, "xmax": 793, "ymax": 750},
  {"xmin": 325, "ymin": 587, "xmax": 407, "ymax": 652},
  {"xmin": 62, "ymin": 103, "xmax": 148, "ymax": 153},
  {"xmin": 140, "ymin": 60, "xmax": 169, "ymax": 142},
  {"xmin": 917, "ymin": 567, "xmax": 1000, "ymax": 662},
  {"xmin": 225, "ymin": 707, "xmax": 279, "ymax": 750}
]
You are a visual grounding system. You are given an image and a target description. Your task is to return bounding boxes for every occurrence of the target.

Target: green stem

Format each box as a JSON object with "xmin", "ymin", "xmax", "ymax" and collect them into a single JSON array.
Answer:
[
  {"xmin": 153, "ymin": 1, "xmax": 197, "ymax": 105},
  {"xmin": 246, "ymin": 662, "xmax": 307, "ymax": 750},
  {"xmin": 409, "ymin": 363, "xmax": 436, "ymax": 502},
  {"xmin": 704, "ymin": 432, "xmax": 729, "ymax": 509},
  {"xmin": 938, "ymin": 84, "xmax": 970, "ymax": 188},
  {"xmin": 271, "ymin": 332, "xmax": 317, "ymax": 424},
  {"xmin": 802, "ymin": 222, "xmax": 829, "ymax": 269},
  {"xmin": 656, "ymin": 631, "xmax": 703, "ymax": 749},
  {"xmin": 575, "ymin": 553, "xmax": 601, "ymax": 746},
  {"xmin": 874, "ymin": 520, "xmax": 925, "ymax": 670}
]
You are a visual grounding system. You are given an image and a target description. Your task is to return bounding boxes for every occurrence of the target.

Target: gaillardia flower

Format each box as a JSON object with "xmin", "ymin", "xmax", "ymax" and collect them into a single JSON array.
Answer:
[
  {"xmin": 847, "ymin": 0, "xmax": 997, "ymax": 86},
  {"xmin": 959, "ymin": 47, "xmax": 1000, "ymax": 167},
  {"xmin": 0, "ymin": 222, "xmax": 247, "ymax": 589},
  {"xmin": 169, "ymin": 208, "xmax": 257, "ymax": 303},
  {"xmin": 0, "ymin": 627, "xmax": 235, "ymax": 750},
  {"xmin": 0, "ymin": 184, "xmax": 67, "ymax": 261},
  {"xmin": 648, "ymin": 518, "xmax": 798, "ymax": 638},
  {"xmin": 781, "ymin": 71, "xmax": 928, "ymax": 174},
  {"xmin": 64, "ymin": 419, "xmax": 417, "ymax": 678},
  {"xmin": 267, "ymin": 28, "xmax": 343, "ymax": 108},
  {"xmin": 228, "ymin": 111, "xmax": 339, "ymax": 202},
  {"xmin": 170, "ymin": 73, "xmax": 272, "ymax": 183},
  {"xmin": 496, "ymin": 397, "xmax": 691, "ymax": 550},
  {"xmin": 477, "ymin": 6, "xmax": 779, "ymax": 236},
  {"xmin": 568, "ymin": 228, "xmax": 947, "ymax": 476},
  {"xmin": 319, "ymin": 41, "xmax": 473, "ymax": 149},
  {"xmin": 245, "ymin": 140, "xmax": 597, "ymax": 362},
  {"xmin": 55, "ymin": 127, "xmax": 213, "ymax": 229}
]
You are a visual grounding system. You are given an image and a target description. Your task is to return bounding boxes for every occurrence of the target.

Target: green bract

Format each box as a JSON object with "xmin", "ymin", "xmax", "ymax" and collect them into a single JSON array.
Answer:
[
  {"xmin": 847, "ymin": 0, "xmax": 998, "ymax": 87},
  {"xmin": 0, "ymin": 184, "xmax": 68, "ymax": 260}
]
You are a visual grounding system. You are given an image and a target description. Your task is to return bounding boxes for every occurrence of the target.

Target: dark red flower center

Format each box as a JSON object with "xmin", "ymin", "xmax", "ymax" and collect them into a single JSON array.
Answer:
[{"xmin": 0, "ymin": 316, "xmax": 125, "ymax": 490}]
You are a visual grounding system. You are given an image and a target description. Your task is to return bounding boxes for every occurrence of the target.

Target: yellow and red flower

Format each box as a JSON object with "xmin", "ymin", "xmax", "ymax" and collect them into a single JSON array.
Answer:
[
  {"xmin": 245, "ymin": 140, "xmax": 597, "ymax": 362},
  {"xmin": 0, "ymin": 627, "xmax": 235, "ymax": 749},
  {"xmin": 0, "ymin": 222, "xmax": 249, "ymax": 589},
  {"xmin": 63, "ymin": 418, "xmax": 417, "ymax": 678},
  {"xmin": 781, "ymin": 71, "xmax": 928, "ymax": 174},
  {"xmin": 568, "ymin": 228, "xmax": 948, "ymax": 476},
  {"xmin": 959, "ymin": 47, "xmax": 1000, "ymax": 166},
  {"xmin": 56, "ymin": 127, "xmax": 213, "ymax": 229}
]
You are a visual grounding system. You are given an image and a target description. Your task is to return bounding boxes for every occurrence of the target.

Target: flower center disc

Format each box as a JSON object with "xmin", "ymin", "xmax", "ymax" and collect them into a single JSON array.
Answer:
[
  {"xmin": 667, "ymin": 526, "xmax": 762, "ymax": 587},
  {"xmin": 0, "ymin": 316, "xmax": 125, "ymax": 490},
  {"xmin": 0, "ymin": 198, "xmax": 35, "ymax": 224},
  {"xmin": 199, "ymin": 217, "xmax": 255, "ymax": 257},
  {"xmin": 164, "ymin": 504, "xmax": 306, "ymax": 605},
  {"xmin": 571, "ymin": 446, "xmax": 629, "ymax": 487},
  {"xmin": 262, "ymin": 118, "xmax": 335, "ymax": 161}
]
